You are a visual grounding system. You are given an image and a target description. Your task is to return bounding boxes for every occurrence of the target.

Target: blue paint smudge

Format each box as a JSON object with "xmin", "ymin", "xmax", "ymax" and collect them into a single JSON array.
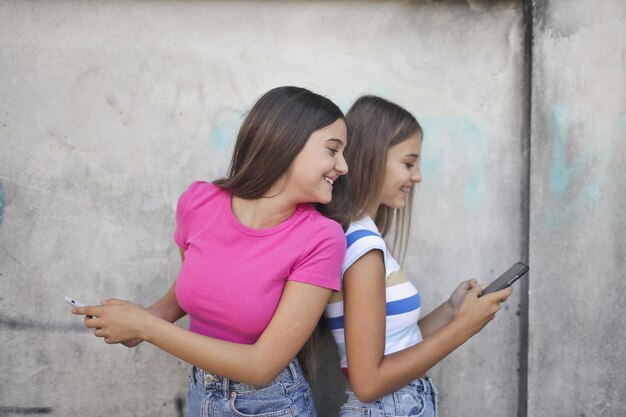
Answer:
[
  {"xmin": 542, "ymin": 103, "xmax": 611, "ymax": 231},
  {"xmin": 207, "ymin": 109, "xmax": 245, "ymax": 153},
  {"xmin": 418, "ymin": 138, "xmax": 443, "ymax": 177},
  {"xmin": 549, "ymin": 104, "xmax": 575, "ymax": 197},
  {"xmin": 620, "ymin": 114, "xmax": 626, "ymax": 127},
  {"xmin": 333, "ymin": 97, "xmax": 353, "ymax": 115},
  {"xmin": 0, "ymin": 181, "xmax": 4, "ymax": 228},
  {"xmin": 364, "ymin": 86, "xmax": 391, "ymax": 101},
  {"xmin": 459, "ymin": 122, "xmax": 487, "ymax": 213},
  {"xmin": 420, "ymin": 117, "xmax": 486, "ymax": 214}
]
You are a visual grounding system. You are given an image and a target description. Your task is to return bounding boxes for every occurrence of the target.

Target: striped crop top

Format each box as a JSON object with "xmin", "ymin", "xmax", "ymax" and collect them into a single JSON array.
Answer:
[{"xmin": 324, "ymin": 216, "xmax": 423, "ymax": 372}]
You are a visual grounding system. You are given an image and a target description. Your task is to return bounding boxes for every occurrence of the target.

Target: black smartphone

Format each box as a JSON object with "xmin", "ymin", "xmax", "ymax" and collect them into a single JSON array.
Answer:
[{"xmin": 481, "ymin": 262, "xmax": 529, "ymax": 296}]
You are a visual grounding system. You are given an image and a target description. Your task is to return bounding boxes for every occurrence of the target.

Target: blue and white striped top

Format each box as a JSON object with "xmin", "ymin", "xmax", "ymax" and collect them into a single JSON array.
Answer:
[{"xmin": 324, "ymin": 216, "xmax": 423, "ymax": 371}]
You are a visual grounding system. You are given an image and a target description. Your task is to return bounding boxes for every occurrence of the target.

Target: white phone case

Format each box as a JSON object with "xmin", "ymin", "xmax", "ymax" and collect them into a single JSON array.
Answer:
[{"xmin": 64, "ymin": 295, "xmax": 85, "ymax": 307}]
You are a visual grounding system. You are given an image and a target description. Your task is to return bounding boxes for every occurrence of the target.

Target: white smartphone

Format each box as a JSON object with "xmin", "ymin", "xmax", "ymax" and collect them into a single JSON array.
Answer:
[
  {"xmin": 64, "ymin": 295, "xmax": 85, "ymax": 308},
  {"xmin": 64, "ymin": 295, "xmax": 95, "ymax": 318}
]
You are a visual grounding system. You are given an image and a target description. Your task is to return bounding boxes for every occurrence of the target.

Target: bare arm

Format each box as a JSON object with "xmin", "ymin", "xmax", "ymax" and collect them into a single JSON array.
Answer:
[
  {"xmin": 343, "ymin": 251, "xmax": 512, "ymax": 403},
  {"xmin": 119, "ymin": 249, "xmax": 188, "ymax": 348},
  {"xmin": 418, "ymin": 279, "xmax": 477, "ymax": 338},
  {"xmin": 417, "ymin": 300, "xmax": 455, "ymax": 338},
  {"xmin": 74, "ymin": 281, "xmax": 331, "ymax": 387},
  {"xmin": 145, "ymin": 248, "xmax": 187, "ymax": 323},
  {"xmin": 146, "ymin": 281, "xmax": 187, "ymax": 324}
]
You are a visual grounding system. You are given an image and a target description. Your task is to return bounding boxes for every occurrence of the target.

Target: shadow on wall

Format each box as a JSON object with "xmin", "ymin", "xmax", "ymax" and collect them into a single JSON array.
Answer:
[
  {"xmin": 452, "ymin": 0, "xmax": 520, "ymax": 11},
  {"xmin": 0, "ymin": 406, "xmax": 52, "ymax": 414}
]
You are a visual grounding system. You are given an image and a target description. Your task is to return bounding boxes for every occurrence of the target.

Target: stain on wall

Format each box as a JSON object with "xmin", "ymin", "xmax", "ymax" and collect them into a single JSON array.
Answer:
[
  {"xmin": 0, "ymin": 315, "xmax": 86, "ymax": 333},
  {"xmin": 0, "ymin": 406, "xmax": 53, "ymax": 414},
  {"xmin": 175, "ymin": 395, "xmax": 184, "ymax": 417},
  {"xmin": 542, "ymin": 103, "xmax": 611, "ymax": 230},
  {"xmin": 207, "ymin": 107, "xmax": 246, "ymax": 154},
  {"xmin": 0, "ymin": 181, "xmax": 4, "ymax": 229},
  {"xmin": 421, "ymin": 117, "xmax": 487, "ymax": 214}
]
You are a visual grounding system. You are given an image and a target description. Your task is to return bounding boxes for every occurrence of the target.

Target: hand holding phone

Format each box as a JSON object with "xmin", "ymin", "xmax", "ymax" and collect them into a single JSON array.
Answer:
[
  {"xmin": 481, "ymin": 262, "xmax": 529, "ymax": 296},
  {"xmin": 65, "ymin": 295, "xmax": 94, "ymax": 318}
]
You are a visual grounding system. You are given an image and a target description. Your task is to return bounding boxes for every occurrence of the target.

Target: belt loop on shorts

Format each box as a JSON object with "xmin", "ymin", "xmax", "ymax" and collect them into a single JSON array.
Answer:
[
  {"xmin": 415, "ymin": 377, "xmax": 435, "ymax": 395},
  {"xmin": 421, "ymin": 378, "xmax": 431, "ymax": 395},
  {"xmin": 426, "ymin": 376, "xmax": 438, "ymax": 396},
  {"xmin": 222, "ymin": 376, "xmax": 230, "ymax": 399},
  {"xmin": 287, "ymin": 358, "xmax": 299, "ymax": 382}
]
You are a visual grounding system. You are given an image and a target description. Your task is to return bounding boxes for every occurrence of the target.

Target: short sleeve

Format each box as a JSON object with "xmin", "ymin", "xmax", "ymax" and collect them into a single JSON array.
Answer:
[
  {"xmin": 174, "ymin": 181, "xmax": 204, "ymax": 249},
  {"xmin": 287, "ymin": 221, "xmax": 346, "ymax": 291},
  {"xmin": 342, "ymin": 229, "xmax": 386, "ymax": 275}
]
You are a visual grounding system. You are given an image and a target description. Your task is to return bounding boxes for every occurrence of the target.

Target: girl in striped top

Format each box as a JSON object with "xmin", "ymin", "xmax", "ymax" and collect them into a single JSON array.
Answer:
[{"xmin": 324, "ymin": 96, "xmax": 513, "ymax": 417}]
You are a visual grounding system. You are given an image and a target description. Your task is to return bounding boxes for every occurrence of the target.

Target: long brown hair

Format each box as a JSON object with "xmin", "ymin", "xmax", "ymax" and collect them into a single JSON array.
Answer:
[
  {"xmin": 342, "ymin": 95, "xmax": 422, "ymax": 261},
  {"xmin": 214, "ymin": 86, "xmax": 342, "ymax": 197},
  {"xmin": 214, "ymin": 86, "xmax": 346, "ymax": 380}
]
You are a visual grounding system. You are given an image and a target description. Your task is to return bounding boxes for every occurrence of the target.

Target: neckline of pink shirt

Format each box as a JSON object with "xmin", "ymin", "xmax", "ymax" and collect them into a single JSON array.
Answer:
[{"xmin": 223, "ymin": 189, "xmax": 313, "ymax": 237}]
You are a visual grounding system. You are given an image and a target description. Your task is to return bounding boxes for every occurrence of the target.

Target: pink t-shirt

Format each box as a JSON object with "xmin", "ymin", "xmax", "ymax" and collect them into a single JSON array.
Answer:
[{"xmin": 174, "ymin": 181, "xmax": 345, "ymax": 344}]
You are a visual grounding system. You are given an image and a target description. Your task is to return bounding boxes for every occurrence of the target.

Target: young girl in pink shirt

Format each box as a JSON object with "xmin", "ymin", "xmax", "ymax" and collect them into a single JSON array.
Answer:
[{"xmin": 73, "ymin": 86, "xmax": 349, "ymax": 416}]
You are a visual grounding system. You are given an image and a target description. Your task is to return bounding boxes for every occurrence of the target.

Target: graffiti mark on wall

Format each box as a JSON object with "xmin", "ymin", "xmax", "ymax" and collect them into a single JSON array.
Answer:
[
  {"xmin": 203, "ymin": 107, "xmax": 247, "ymax": 178},
  {"xmin": 0, "ymin": 406, "xmax": 53, "ymax": 414},
  {"xmin": 207, "ymin": 107, "xmax": 246, "ymax": 154},
  {"xmin": 0, "ymin": 315, "xmax": 85, "ymax": 333},
  {"xmin": 542, "ymin": 104, "xmax": 612, "ymax": 230},
  {"xmin": 420, "ymin": 117, "xmax": 487, "ymax": 214},
  {"xmin": 175, "ymin": 396, "xmax": 185, "ymax": 417}
]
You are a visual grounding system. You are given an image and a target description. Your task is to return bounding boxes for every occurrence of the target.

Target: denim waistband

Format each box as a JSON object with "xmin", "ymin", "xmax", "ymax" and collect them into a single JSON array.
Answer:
[
  {"xmin": 407, "ymin": 376, "xmax": 438, "ymax": 396},
  {"xmin": 190, "ymin": 358, "xmax": 304, "ymax": 392}
]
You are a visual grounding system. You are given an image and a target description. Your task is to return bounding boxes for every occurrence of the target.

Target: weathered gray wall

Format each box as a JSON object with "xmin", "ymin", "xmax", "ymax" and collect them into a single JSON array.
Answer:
[
  {"xmin": 528, "ymin": 1, "xmax": 626, "ymax": 416},
  {"xmin": 1, "ymin": 1, "xmax": 623, "ymax": 416}
]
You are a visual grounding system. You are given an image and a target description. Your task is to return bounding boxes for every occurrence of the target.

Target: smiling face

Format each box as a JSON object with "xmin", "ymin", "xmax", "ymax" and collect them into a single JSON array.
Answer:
[
  {"xmin": 285, "ymin": 118, "xmax": 348, "ymax": 204},
  {"xmin": 379, "ymin": 133, "xmax": 422, "ymax": 209}
]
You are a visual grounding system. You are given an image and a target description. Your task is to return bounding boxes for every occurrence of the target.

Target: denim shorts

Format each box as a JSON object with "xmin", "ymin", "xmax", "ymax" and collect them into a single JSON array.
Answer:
[
  {"xmin": 186, "ymin": 358, "xmax": 317, "ymax": 417},
  {"xmin": 339, "ymin": 377, "xmax": 438, "ymax": 417}
]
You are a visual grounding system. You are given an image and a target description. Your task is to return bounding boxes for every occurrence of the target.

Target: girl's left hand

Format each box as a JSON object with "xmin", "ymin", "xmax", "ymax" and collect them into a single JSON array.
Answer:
[
  {"xmin": 448, "ymin": 279, "xmax": 480, "ymax": 318},
  {"xmin": 72, "ymin": 299, "xmax": 153, "ymax": 344}
]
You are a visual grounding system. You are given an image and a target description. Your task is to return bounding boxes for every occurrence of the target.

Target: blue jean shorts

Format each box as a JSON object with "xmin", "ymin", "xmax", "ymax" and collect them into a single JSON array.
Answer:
[
  {"xmin": 186, "ymin": 358, "xmax": 317, "ymax": 417},
  {"xmin": 339, "ymin": 377, "xmax": 438, "ymax": 417}
]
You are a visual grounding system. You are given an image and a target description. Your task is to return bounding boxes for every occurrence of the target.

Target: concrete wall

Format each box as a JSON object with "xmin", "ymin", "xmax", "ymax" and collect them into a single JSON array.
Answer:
[
  {"xmin": 0, "ymin": 1, "xmax": 623, "ymax": 416},
  {"xmin": 529, "ymin": 1, "xmax": 626, "ymax": 416}
]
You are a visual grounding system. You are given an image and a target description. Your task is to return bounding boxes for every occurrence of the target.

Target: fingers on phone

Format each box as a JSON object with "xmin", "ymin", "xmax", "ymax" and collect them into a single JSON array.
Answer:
[{"xmin": 492, "ymin": 286, "xmax": 513, "ymax": 300}]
